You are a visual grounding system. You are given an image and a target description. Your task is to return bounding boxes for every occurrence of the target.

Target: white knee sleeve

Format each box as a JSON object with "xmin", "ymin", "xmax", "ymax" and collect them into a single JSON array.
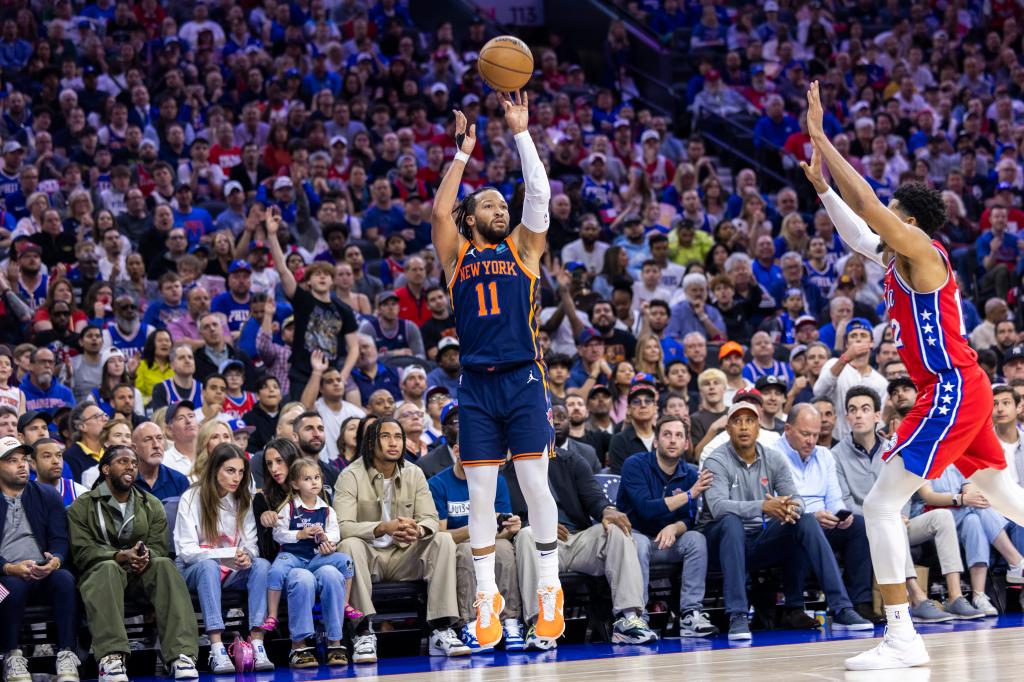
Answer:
[
  {"xmin": 513, "ymin": 455, "xmax": 558, "ymax": 544},
  {"xmin": 864, "ymin": 461, "xmax": 927, "ymax": 585},
  {"xmin": 464, "ymin": 465, "xmax": 499, "ymax": 550}
]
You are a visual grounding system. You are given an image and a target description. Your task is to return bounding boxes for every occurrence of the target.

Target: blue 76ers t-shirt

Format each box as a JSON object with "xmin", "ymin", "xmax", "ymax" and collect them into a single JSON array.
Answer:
[
  {"xmin": 211, "ymin": 292, "xmax": 251, "ymax": 333},
  {"xmin": 429, "ymin": 467, "xmax": 512, "ymax": 530}
]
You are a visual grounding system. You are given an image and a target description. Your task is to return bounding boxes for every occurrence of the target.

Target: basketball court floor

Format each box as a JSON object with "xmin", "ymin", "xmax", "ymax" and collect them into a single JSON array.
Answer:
[{"xmin": 123, "ymin": 614, "xmax": 1024, "ymax": 681}]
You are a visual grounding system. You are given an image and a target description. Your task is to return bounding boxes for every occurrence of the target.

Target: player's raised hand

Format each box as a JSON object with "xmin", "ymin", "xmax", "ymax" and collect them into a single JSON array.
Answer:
[
  {"xmin": 452, "ymin": 109, "xmax": 476, "ymax": 155},
  {"xmin": 805, "ymin": 81, "xmax": 825, "ymax": 142},
  {"xmin": 499, "ymin": 90, "xmax": 529, "ymax": 135},
  {"xmin": 799, "ymin": 144, "xmax": 829, "ymax": 194}
]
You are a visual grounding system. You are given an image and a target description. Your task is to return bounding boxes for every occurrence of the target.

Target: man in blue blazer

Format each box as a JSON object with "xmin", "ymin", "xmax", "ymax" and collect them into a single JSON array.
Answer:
[{"xmin": 0, "ymin": 436, "xmax": 81, "ymax": 682}]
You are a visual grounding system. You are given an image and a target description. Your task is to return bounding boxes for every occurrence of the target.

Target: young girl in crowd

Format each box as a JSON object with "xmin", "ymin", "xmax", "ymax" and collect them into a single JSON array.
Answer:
[{"xmin": 261, "ymin": 458, "xmax": 361, "ymax": 667}]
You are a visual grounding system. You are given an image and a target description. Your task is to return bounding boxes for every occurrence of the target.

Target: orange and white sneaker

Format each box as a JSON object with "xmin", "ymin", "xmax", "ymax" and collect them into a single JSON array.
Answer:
[
  {"xmin": 474, "ymin": 591, "xmax": 505, "ymax": 648},
  {"xmin": 535, "ymin": 585, "xmax": 565, "ymax": 640}
]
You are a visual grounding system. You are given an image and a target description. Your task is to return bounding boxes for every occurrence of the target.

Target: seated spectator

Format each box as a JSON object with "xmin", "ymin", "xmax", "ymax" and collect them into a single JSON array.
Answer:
[
  {"xmin": 242, "ymin": 375, "xmax": 284, "ymax": 453},
  {"xmin": 142, "ymin": 273, "xmax": 188, "ymax": 330},
  {"xmin": 398, "ymin": 365, "xmax": 428, "ymax": 410},
  {"xmin": 699, "ymin": 400, "xmax": 873, "ymax": 640},
  {"xmin": 63, "ymin": 402, "xmax": 108, "ymax": 483},
  {"xmin": 565, "ymin": 394, "xmax": 612, "ymax": 468},
  {"xmin": 418, "ymin": 401, "xmax": 459, "ymax": 479},
  {"xmin": 422, "ymin": 386, "xmax": 449, "ymax": 445},
  {"xmin": 163, "ymin": 401, "xmax": 200, "ymax": 478},
  {"xmin": 719, "ymin": 341, "xmax": 753, "ymax": 405},
  {"xmin": 30, "ymin": 437, "xmax": 87, "ymax": 506},
  {"xmin": 0, "ymin": 436, "xmax": 82, "ymax": 682},
  {"xmin": 193, "ymin": 312, "xmax": 255, "ymax": 388},
  {"xmin": 690, "ymin": 369, "xmax": 728, "ymax": 449},
  {"xmin": 667, "ymin": 273, "xmax": 726, "ymax": 342},
  {"xmin": 832, "ymin": 387, "xmax": 984, "ymax": 621},
  {"xmin": 102, "ymin": 294, "xmax": 154, "ymax": 360},
  {"xmin": 132, "ymin": 421, "xmax": 189, "ymax": 501},
  {"xmin": 567, "ymin": 328, "xmax": 611, "ymax": 395},
  {"xmin": 174, "ymin": 444, "xmax": 272, "ymax": 672},
  {"xmin": 190, "ymin": 420, "xmax": 234, "ymax": 483},
  {"xmin": 344, "ymin": 333, "xmax": 402, "ymax": 408},
  {"xmin": 211, "ymin": 261, "xmax": 253, "ymax": 335},
  {"xmin": 607, "ymin": 382, "xmax": 658, "ymax": 475},
  {"xmin": 335, "ymin": 418, "xmax": 469, "ymax": 662},
  {"xmin": 19, "ymin": 347, "xmax": 74, "ymax": 416},
  {"xmin": 301, "ymin": 350, "xmax": 365, "ymax": 462},
  {"xmin": 753, "ymin": 375, "xmax": 788, "ymax": 433},
  {"xmin": 506, "ymin": 425, "xmax": 659, "ymax": 647},
  {"xmin": 427, "ymin": 338, "xmax": 461, "ymax": 398},
  {"xmin": 773, "ymin": 404, "xmax": 874, "ymax": 621},
  {"xmin": 134, "ymin": 329, "xmax": 174, "ymax": 405},
  {"xmin": 617, "ymin": 415, "xmax": 718, "ymax": 637},
  {"xmin": 429, "ymin": 444, "xmax": 525, "ymax": 651},
  {"xmin": 742, "ymin": 331, "xmax": 794, "ymax": 386},
  {"xmin": 150, "ymin": 343, "xmax": 203, "ymax": 411},
  {"xmin": 696, "ymin": 389, "xmax": 780, "ymax": 466},
  {"xmin": 221, "ymin": 360, "xmax": 256, "ymax": 419},
  {"xmin": 67, "ymin": 445, "xmax": 200, "ymax": 681}
]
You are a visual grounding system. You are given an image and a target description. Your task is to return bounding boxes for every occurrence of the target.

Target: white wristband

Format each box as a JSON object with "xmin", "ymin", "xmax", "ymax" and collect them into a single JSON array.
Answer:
[{"xmin": 454, "ymin": 150, "xmax": 470, "ymax": 163}]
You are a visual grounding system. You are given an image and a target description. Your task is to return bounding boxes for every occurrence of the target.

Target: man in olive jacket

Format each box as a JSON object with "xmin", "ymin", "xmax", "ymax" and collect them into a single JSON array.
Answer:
[{"xmin": 67, "ymin": 446, "xmax": 199, "ymax": 681}]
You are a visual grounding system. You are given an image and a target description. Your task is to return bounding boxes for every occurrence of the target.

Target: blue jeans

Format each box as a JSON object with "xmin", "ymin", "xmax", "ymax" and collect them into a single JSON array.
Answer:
[
  {"xmin": 822, "ymin": 514, "xmax": 873, "ymax": 605},
  {"xmin": 0, "ymin": 569, "xmax": 78, "ymax": 652},
  {"xmin": 952, "ymin": 506, "xmax": 1009, "ymax": 567},
  {"xmin": 285, "ymin": 563, "xmax": 347, "ymax": 641},
  {"xmin": 268, "ymin": 551, "xmax": 354, "ymax": 591},
  {"xmin": 703, "ymin": 513, "xmax": 853, "ymax": 617},
  {"xmin": 180, "ymin": 558, "xmax": 270, "ymax": 633},
  {"xmin": 632, "ymin": 529, "xmax": 708, "ymax": 613}
]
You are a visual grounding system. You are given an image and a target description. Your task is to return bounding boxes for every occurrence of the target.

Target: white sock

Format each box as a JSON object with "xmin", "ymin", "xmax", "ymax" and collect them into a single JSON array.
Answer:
[
  {"xmin": 473, "ymin": 551, "xmax": 498, "ymax": 595},
  {"xmin": 884, "ymin": 604, "xmax": 915, "ymax": 639},
  {"xmin": 537, "ymin": 547, "xmax": 560, "ymax": 588},
  {"xmin": 211, "ymin": 642, "xmax": 227, "ymax": 656}
]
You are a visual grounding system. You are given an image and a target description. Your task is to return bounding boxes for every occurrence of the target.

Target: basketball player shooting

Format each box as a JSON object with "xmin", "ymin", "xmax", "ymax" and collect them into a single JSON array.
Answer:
[
  {"xmin": 801, "ymin": 81, "xmax": 1024, "ymax": 670},
  {"xmin": 430, "ymin": 91, "xmax": 564, "ymax": 650}
]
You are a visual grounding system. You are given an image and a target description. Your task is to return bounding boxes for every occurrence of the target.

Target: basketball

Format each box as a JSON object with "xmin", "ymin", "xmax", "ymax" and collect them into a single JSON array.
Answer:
[{"xmin": 477, "ymin": 35, "xmax": 534, "ymax": 92}]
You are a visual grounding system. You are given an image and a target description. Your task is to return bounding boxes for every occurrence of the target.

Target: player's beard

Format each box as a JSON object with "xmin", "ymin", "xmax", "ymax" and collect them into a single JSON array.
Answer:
[{"xmin": 476, "ymin": 216, "xmax": 509, "ymax": 245}]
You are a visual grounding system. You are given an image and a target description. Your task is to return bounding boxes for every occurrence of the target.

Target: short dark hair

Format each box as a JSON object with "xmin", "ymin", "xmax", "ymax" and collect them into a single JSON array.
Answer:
[
  {"xmin": 891, "ymin": 182, "xmax": 946, "ymax": 236},
  {"xmin": 654, "ymin": 414, "xmax": 688, "ymax": 439},
  {"xmin": 845, "ymin": 385, "xmax": 881, "ymax": 412},
  {"xmin": 647, "ymin": 299, "xmax": 670, "ymax": 315},
  {"xmin": 291, "ymin": 410, "xmax": 322, "ymax": 430},
  {"xmin": 545, "ymin": 352, "xmax": 572, "ymax": 369},
  {"xmin": 995, "ymin": 384, "xmax": 1020, "ymax": 405},
  {"xmin": 256, "ymin": 374, "xmax": 281, "ymax": 392},
  {"xmin": 648, "ymin": 233, "xmax": 668, "ymax": 247}
]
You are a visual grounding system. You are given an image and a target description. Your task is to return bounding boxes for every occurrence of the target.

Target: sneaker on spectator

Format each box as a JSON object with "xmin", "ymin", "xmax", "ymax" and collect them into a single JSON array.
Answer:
[
  {"xmin": 611, "ymin": 614, "xmax": 658, "ymax": 644},
  {"xmin": 171, "ymin": 655, "xmax": 199, "ymax": 680},
  {"xmin": 523, "ymin": 624, "xmax": 557, "ymax": 651},
  {"xmin": 854, "ymin": 602, "xmax": 884, "ymax": 624},
  {"xmin": 352, "ymin": 633, "xmax": 378, "ymax": 664},
  {"xmin": 56, "ymin": 649, "xmax": 81, "ymax": 682},
  {"xmin": 208, "ymin": 649, "xmax": 234, "ymax": 675},
  {"xmin": 679, "ymin": 610, "xmax": 719, "ymax": 637},
  {"xmin": 97, "ymin": 654, "xmax": 129, "ymax": 682},
  {"xmin": 460, "ymin": 622, "xmax": 496, "ymax": 653},
  {"xmin": 727, "ymin": 614, "xmax": 751, "ymax": 641},
  {"xmin": 326, "ymin": 646, "xmax": 348, "ymax": 666},
  {"xmin": 1007, "ymin": 562, "xmax": 1024, "ymax": 584},
  {"xmin": 832, "ymin": 608, "xmax": 875, "ymax": 631},
  {"xmin": 428, "ymin": 628, "xmax": 472, "ymax": 657},
  {"xmin": 909, "ymin": 599, "xmax": 955, "ymax": 623},
  {"xmin": 943, "ymin": 596, "xmax": 986, "ymax": 620},
  {"xmin": 971, "ymin": 592, "xmax": 999, "ymax": 616},
  {"xmin": 778, "ymin": 608, "xmax": 821, "ymax": 630},
  {"xmin": 252, "ymin": 647, "xmax": 274, "ymax": 671},
  {"xmin": 288, "ymin": 648, "xmax": 318, "ymax": 669},
  {"xmin": 503, "ymin": 619, "xmax": 525, "ymax": 651},
  {"xmin": 3, "ymin": 649, "xmax": 31, "ymax": 682}
]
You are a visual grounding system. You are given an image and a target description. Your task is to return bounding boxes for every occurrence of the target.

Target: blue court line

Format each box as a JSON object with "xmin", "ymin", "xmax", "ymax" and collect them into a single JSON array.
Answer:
[{"xmin": 113, "ymin": 613, "xmax": 1024, "ymax": 681}]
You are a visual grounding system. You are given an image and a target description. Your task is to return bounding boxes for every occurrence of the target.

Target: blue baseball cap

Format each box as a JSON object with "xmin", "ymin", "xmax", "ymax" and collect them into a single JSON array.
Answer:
[
  {"xmin": 576, "ymin": 327, "xmax": 603, "ymax": 346},
  {"xmin": 229, "ymin": 418, "xmax": 255, "ymax": 434},
  {"xmin": 632, "ymin": 372, "xmax": 656, "ymax": 386},
  {"xmin": 565, "ymin": 261, "xmax": 587, "ymax": 273},
  {"xmin": 845, "ymin": 317, "xmax": 873, "ymax": 338},
  {"xmin": 440, "ymin": 401, "xmax": 458, "ymax": 425},
  {"xmin": 228, "ymin": 259, "xmax": 252, "ymax": 274}
]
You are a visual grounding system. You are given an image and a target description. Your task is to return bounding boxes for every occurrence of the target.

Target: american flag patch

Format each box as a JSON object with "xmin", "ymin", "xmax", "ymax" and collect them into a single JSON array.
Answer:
[{"xmin": 0, "ymin": 581, "xmax": 8, "ymax": 604}]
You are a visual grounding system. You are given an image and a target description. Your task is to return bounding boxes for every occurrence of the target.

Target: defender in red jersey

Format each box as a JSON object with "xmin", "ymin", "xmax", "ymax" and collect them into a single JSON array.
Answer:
[{"xmin": 803, "ymin": 81, "xmax": 1024, "ymax": 672}]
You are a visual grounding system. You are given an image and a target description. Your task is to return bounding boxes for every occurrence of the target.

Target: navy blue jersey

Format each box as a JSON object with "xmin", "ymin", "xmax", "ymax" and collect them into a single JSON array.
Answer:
[{"xmin": 449, "ymin": 238, "xmax": 541, "ymax": 371}]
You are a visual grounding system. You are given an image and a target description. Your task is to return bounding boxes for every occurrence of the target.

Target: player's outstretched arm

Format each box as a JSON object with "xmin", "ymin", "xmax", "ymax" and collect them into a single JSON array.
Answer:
[
  {"xmin": 503, "ymin": 90, "xmax": 550, "ymax": 266},
  {"xmin": 805, "ymin": 82, "xmax": 934, "ymax": 260},
  {"xmin": 800, "ymin": 146, "xmax": 883, "ymax": 265},
  {"xmin": 431, "ymin": 110, "xmax": 474, "ymax": 280}
]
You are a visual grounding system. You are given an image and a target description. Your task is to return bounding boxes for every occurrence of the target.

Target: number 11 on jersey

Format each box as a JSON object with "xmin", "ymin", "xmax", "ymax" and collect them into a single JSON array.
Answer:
[{"xmin": 475, "ymin": 281, "xmax": 501, "ymax": 317}]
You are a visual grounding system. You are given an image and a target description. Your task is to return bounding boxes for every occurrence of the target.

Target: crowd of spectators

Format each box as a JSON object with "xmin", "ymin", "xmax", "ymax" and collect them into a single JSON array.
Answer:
[{"xmin": 0, "ymin": 0, "xmax": 1024, "ymax": 678}]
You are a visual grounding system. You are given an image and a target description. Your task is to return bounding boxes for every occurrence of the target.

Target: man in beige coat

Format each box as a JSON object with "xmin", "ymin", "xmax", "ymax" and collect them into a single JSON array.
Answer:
[{"xmin": 335, "ymin": 417, "xmax": 468, "ymax": 663}]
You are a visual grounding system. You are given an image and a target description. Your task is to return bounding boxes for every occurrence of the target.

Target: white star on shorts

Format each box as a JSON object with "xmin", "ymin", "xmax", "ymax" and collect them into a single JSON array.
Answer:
[{"xmin": 938, "ymin": 406, "xmax": 950, "ymax": 416}]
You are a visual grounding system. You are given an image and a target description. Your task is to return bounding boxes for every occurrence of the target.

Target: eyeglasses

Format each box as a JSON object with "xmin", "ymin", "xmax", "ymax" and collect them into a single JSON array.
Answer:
[
  {"xmin": 630, "ymin": 398, "xmax": 656, "ymax": 407},
  {"xmin": 83, "ymin": 412, "xmax": 108, "ymax": 423}
]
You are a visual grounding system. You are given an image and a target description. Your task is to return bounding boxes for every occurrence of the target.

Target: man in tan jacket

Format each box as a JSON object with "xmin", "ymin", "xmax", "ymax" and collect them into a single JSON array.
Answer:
[{"xmin": 335, "ymin": 417, "xmax": 468, "ymax": 663}]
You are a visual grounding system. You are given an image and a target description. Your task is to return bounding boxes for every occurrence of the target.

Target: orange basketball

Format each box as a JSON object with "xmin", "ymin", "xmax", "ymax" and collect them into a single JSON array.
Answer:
[{"xmin": 477, "ymin": 35, "xmax": 534, "ymax": 92}]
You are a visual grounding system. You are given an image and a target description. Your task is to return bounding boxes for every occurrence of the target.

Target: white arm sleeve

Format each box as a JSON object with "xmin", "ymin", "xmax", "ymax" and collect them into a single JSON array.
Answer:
[
  {"xmin": 514, "ymin": 130, "xmax": 551, "ymax": 233},
  {"xmin": 819, "ymin": 188, "xmax": 884, "ymax": 266}
]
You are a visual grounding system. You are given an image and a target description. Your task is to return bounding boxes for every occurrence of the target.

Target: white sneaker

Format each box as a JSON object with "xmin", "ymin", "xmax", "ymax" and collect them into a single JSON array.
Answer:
[
  {"xmin": 208, "ymin": 649, "xmax": 234, "ymax": 675},
  {"xmin": 844, "ymin": 629, "xmax": 930, "ymax": 671},
  {"xmin": 171, "ymin": 654, "xmax": 199, "ymax": 680},
  {"xmin": 351, "ymin": 633, "xmax": 378, "ymax": 664},
  {"xmin": 97, "ymin": 654, "xmax": 129, "ymax": 682},
  {"xmin": 1007, "ymin": 562, "xmax": 1024, "ymax": 584},
  {"xmin": 3, "ymin": 649, "xmax": 31, "ymax": 682},
  {"xmin": 428, "ymin": 628, "xmax": 472, "ymax": 657},
  {"xmin": 972, "ymin": 592, "xmax": 999, "ymax": 616},
  {"xmin": 253, "ymin": 647, "xmax": 274, "ymax": 672},
  {"xmin": 56, "ymin": 649, "xmax": 81, "ymax": 682}
]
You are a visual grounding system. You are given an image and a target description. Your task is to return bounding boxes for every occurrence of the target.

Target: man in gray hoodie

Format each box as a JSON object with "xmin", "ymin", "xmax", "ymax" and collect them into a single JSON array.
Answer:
[{"xmin": 699, "ymin": 401, "xmax": 873, "ymax": 640}]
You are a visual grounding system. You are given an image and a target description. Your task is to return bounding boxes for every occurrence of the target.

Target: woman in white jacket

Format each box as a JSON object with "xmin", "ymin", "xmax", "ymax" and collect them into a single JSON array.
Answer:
[{"xmin": 174, "ymin": 443, "xmax": 273, "ymax": 673}]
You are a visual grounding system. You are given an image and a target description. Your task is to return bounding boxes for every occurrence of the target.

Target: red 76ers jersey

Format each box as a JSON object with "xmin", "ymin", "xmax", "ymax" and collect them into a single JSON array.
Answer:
[{"xmin": 883, "ymin": 241, "xmax": 978, "ymax": 389}]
